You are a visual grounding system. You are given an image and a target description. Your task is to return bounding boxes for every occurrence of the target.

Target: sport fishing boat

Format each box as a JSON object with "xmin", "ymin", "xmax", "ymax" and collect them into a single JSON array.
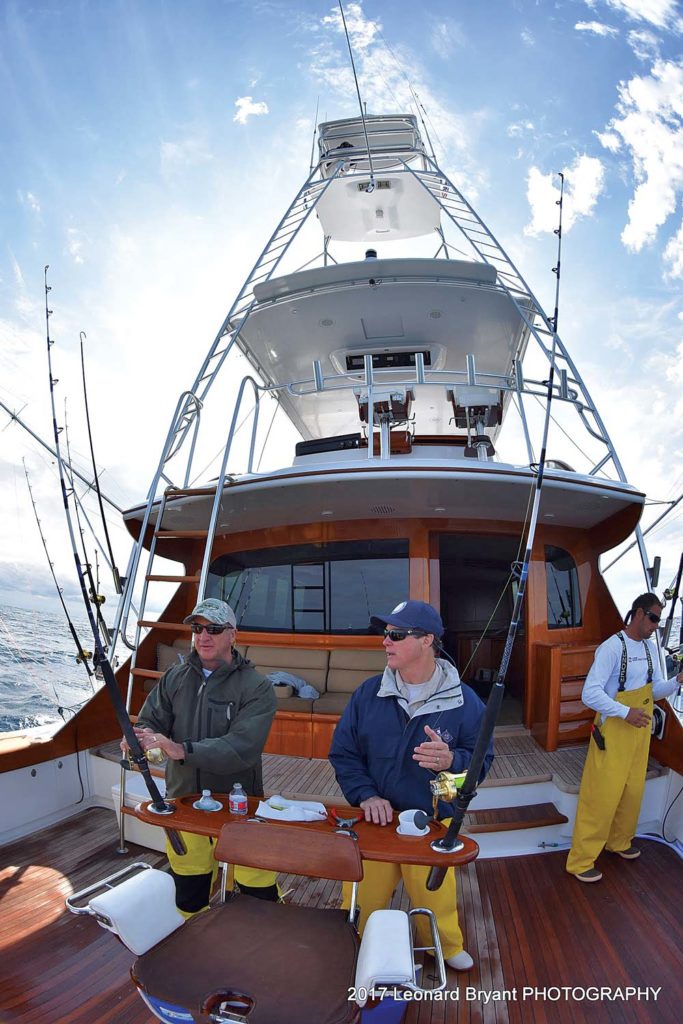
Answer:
[{"xmin": 2, "ymin": 111, "xmax": 682, "ymax": 1023}]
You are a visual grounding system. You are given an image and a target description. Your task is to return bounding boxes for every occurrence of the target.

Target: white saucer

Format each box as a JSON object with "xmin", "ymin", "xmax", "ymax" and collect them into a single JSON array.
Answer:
[{"xmin": 396, "ymin": 825, "xmax": 429, "ymax": 837}]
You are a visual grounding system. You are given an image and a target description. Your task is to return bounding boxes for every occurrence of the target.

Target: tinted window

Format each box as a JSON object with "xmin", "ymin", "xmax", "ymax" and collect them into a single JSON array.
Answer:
[
  {"xmin": 207, "ymin": 540, "xmax": 409, "ymax": 634},
  {"xmin": 545, "ymin": 545, "xmax": 582, "ymax": 629}
]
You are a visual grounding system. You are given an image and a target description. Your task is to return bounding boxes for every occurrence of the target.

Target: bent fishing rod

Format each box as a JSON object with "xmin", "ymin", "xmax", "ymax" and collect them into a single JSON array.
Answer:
[
  {"xmin": 427, "ymin": 173, "xmax": 565, "ymax": 888},
  {"xmin": 23, "ymin": 458, "xmax": 96, "ymax": 691},
  {"xmin": 42, "ymin": 267, "xmax": 184, "ymax": 851}
]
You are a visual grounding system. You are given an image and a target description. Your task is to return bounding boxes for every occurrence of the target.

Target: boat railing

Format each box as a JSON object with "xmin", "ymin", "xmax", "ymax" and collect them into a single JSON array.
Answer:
[{"xmin": 317, "ymin": 114, "xmax": 429, "ymax": 176}]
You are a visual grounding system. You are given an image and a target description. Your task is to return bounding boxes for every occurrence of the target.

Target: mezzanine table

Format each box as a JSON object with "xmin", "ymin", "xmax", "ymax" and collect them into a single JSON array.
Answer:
[{"xmin": 125, "ymin": 794, "xmax": 478, "ymax": 867}]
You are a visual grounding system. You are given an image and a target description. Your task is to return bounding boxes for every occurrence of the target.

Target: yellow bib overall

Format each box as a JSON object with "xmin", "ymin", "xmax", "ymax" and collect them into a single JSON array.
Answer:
[{"xmin": 566, "ymin": 682, "xmax": 653, "ymax": 876}]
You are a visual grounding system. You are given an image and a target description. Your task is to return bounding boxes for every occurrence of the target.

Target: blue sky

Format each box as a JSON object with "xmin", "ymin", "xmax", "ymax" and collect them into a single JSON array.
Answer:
[{"xmin": 1, "ymin": 0, "xmax": 682, "ymax": 619}]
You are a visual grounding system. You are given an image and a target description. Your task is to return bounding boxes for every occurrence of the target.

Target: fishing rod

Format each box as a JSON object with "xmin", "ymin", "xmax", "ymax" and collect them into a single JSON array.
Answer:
[
  {"xmin": 662, "ymin": 553, "xmax": 683, "ymax": 655},
  {"xmin": 63, "ymin": 400, "xmax": 112, "ymax": 649},
  {"xmin": 80, "ymin": 332, "xmax": 122, "ymax": 594},
  {"xmin": 427, "ymin": 172, "xmax": 566, "ymax": 887},
  {"xmin": 338, "ymin": 0, "xmax": 376, "ymax": 192},
  {"xmin": 22, "ymin": 459, "xmax": 96, "ymax": 690},
  {"xmin": 42, "ymin": 267, "xmax": 183, "ymax": 846},
  {"xmin": 0, "ymin": 396, "xmax": 123, "ymax": 514}
]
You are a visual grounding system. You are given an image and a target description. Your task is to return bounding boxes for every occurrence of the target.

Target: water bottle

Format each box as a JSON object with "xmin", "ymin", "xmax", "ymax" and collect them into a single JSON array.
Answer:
[{"xmin": 229, "ymin": 782, "xmax": 248, "ymax": 815}]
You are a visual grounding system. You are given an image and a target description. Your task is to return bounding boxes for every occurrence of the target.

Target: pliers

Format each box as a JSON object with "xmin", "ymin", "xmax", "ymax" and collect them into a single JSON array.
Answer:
[{"xmin": 329, "ymin": 808, "xmax": 362, "ymax": 831}]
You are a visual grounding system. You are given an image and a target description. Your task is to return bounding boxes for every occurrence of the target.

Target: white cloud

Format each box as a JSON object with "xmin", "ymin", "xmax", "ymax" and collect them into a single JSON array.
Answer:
[
  {"xmin": 575, "ymin": 21, "xmax": 619, "ymax": 36},
  {"xmin": 431, "ymin": 19, "xmax": 466, "ymax": 59},
  {"xmin": 587, "ymin": 0, "xmax": 683, "ymax": 29},
  {"xmin": 627, "ymin": 29, "xmax": 661, "ymax": 61},
  {"xmin": 595, "ymin": 130, "xmax": 621, "ymax": 152},
  {"xmin": 597, "ymin": 59, "xmax": 683, "ymax": 262},
  {"xmin": 17, "ymin": 190, "xmax": 41, "ymax": 213},
  {"xmin": 308, "ymin": 1, "xmax": 481, "ymax": 192},
  {"xmin": 520, "ymin": 29, "xmax": 535, "ymax": 46},
  {"xmin": 507, "ymin": 121, "xmax": 535, "ymax": 138},
  {"xmin": 233, "ymin": 96, "xmax": 269, "ymax": 126},
  {"xmin": 663, "ymin": 216, "xmax": 683, "ymax": 277},
  {"xmin": 524, "ymin": 155, "xmax": 606, "ymax": 236},
  {"xmin": 66, "ymin": 228, "xmax": 84, "ymax": 265}
]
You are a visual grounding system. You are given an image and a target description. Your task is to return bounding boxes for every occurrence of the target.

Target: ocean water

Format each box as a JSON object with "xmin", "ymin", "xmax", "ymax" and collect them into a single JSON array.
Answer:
[{"xmin": 0, "ymin": 604, "xmax": 105, "ymax": 733}]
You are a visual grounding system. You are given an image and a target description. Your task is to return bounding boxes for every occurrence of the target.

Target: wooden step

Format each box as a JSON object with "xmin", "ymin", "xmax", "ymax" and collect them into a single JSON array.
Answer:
[
  {"xmin": 145, "ymin": 574, "xmax": 200, "ymax": 583},
  {"xmin": 463, "ymin": 802, "xmax": 568, "ymax": 834},
  {"xmin": 559, "ymin": 700, "xmax": 593, "ymax": 722}
]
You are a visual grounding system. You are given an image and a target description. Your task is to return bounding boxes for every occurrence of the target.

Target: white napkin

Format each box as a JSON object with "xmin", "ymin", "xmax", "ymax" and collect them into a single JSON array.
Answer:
[{"xmin": 256, "ymin": 795, "xmax": 328, "ymax": 822}]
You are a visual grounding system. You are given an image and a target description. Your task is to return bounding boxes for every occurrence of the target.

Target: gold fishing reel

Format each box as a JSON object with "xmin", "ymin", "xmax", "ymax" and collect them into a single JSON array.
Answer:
[
  {"xmin": 429, "ymin": 770, "xmax": 468, "ymax": 802},
  {"xmin": 126, "ymin": 746, "xmax": 167, "ymax": 769}
]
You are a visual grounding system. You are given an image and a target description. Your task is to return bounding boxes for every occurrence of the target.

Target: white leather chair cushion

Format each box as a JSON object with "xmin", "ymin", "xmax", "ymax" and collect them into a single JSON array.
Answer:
[
  {"xmin": 88, "ymin": 868, "xmax": 184, "ymax": 955},
  {"xmin": 354, "ymin": 909, "xmax": 413, "ymax": 1005}
]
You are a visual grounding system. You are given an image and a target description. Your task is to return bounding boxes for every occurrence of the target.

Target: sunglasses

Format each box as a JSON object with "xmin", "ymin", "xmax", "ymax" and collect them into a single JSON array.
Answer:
[
  {"xmin": 644, "ymin": 611, "xmax": 661, "ymax": 624},
  {"xmin": 191, "ymin": 623, "xmax": 232, "ymax": 635},
  {"xmin": 383, "ymin": 628, "xmax": 427, "ymax": 642}
]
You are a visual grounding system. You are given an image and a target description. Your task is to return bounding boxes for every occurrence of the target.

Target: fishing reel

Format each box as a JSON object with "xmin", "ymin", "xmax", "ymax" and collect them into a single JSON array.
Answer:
[
  {"xmin": 75, "ymin": 649, "xmax": 92, "ymax": 665},
  {"xmin": 429, "ymin": 770, "xmax": 468, "ymax": 814},
  {"xmin": 125, "ymin": 746, "xmax": 167, "ymax": 770}
]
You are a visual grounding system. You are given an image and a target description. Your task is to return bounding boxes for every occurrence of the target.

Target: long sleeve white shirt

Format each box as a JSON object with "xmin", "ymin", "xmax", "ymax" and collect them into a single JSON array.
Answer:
[{"xmin": 581, "ymin": 633, "xmax": 678, "ymax": 721}]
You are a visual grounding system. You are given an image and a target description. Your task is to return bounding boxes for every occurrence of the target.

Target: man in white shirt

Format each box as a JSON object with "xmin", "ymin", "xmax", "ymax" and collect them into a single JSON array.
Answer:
[{"xmin": 566, "ymin": 593, "xmax": 682, "ymax": 882}]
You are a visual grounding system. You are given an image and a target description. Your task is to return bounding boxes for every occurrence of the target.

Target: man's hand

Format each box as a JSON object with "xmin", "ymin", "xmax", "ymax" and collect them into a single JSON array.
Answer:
[
  {"xmin": 625, "ymin": 707, "xmax": 650, "ymax": 728},
  {"xmin": 413, "ymin": 724, "xmax": 454, "ymax": 772},
  {"xmin": 360, "ymin": 796, "xmax": 394, "ymax": 825},
  {"xmin": 133, "ymin": 726, "xmax": 185, "ymax": 761}
]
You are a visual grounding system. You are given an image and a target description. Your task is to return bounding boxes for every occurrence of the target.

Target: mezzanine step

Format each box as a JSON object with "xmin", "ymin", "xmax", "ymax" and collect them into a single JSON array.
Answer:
[{"xmin": 463, "ymin": 802, "xmax": 568, "ymax": 834}]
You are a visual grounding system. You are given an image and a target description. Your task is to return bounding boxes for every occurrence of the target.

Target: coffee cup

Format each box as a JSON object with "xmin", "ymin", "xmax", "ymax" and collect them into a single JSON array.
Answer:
[{"xmin": 396, "ymin": 809, "xmax": 430, "ymax": 837}]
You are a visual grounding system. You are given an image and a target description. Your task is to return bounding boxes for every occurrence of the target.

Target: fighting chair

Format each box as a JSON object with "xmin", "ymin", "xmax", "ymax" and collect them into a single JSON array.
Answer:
[{"xmin": 67, "ymin": 820, "xmax": 447, "ymax": 1024}]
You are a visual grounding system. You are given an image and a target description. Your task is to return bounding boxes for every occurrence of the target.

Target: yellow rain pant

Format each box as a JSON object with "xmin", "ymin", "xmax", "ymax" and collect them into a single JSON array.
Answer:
[
  {"xmin": 566, "ymin": 683, "xmax": 653, "ymax": 876},
  {"xmin": 166, "ymin": 831, "xmax": 278, "ymax": 917},
  {"xmin": 341, "ymin": 823, "xmax": 464, "ymax": 959}
]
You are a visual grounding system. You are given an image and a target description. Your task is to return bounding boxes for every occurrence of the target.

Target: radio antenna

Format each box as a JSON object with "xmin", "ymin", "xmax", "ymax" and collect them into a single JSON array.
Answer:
[{"xmin": 338, "ymin": 0, "xmax": 375, "ymax": 192}]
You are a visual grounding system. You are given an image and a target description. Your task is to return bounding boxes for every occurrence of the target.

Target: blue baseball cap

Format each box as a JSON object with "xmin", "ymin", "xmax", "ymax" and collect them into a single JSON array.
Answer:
[{"xmin": 370, "ymin": 600, "xmax": 444, "ymax": 638}]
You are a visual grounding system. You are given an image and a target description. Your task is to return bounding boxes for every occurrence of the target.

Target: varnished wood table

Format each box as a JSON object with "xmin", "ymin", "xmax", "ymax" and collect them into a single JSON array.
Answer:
[{"xmin": 125, "ymin": 794, "xmax": 479, "ymax": 866}]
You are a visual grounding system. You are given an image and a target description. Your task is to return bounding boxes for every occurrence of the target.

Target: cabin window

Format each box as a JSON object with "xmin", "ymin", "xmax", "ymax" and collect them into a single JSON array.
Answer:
[
  {"xmin": 207, "ymin": 539, "xmax": 409, "ymax": 634},
  {"xmin": 545, "ymin": 545, "xmax": 582, "ymax": 629}
]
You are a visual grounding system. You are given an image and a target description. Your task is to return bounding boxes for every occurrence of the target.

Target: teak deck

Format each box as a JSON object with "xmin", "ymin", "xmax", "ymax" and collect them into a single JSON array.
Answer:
[{"xmin": 2, "ymin": 807, "xmax": 681, "ymax": 1024}]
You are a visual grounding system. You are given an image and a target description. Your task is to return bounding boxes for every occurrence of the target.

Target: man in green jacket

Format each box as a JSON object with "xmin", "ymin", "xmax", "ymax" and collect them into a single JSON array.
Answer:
[{"xmin": 130, "ymin": 598, "xmax": 277, "ymax": 914}]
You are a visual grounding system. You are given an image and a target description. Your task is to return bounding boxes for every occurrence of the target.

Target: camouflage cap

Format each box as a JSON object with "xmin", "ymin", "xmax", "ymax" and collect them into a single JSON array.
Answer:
[{"xmin": 183, "ymin": 599, "xmax": 237, "ymax": 627}]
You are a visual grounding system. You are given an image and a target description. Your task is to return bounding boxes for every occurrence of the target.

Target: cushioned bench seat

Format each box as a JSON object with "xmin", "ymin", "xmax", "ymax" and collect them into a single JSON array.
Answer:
[{"xmin": 153, "ymin": 638, "xmax": 386, "ymax": 758}]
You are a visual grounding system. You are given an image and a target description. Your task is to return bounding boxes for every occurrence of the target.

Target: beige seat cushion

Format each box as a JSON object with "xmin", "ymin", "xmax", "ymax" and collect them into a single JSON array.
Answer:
[
  {"xmin": 314, "ymin": 692, "xmax": 352, "ymax": 715},
  {"xmin": 326, "ymin": 648, "xmax": 386, "ymax": 694},
  {"xmin": 156, "ymin": 641, "xmax": 191, "ymax": 673},
  {"xmin": 271, "ymin": 697, "xmax": 315, "ymax": 713},
  {"xmin": 245, "ymin": 646, "xmax": 329, "ymax": 691}
]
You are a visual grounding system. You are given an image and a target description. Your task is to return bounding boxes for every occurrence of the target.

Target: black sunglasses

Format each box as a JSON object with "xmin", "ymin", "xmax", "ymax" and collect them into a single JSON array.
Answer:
[
  {"xmin": 644, "ymin": 611, "xmax": 661, "ymax": 624},
  {"xmin": 383, "ymin": 628, "xmax": 427, "ymax": 642},
  {"xmin": 191, "ymin": 623, "xmax": 232, "ymax": 635}
]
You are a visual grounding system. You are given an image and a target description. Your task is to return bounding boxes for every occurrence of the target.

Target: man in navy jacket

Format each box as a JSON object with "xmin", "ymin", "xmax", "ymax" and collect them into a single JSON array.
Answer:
[{"xmin": 330, "ymin": 600, "xmax": 493, "ymax": 972}]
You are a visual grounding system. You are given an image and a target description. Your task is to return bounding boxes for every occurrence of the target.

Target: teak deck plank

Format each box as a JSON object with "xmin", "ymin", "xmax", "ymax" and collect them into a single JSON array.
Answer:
[{"xmin": 2, "ymin": 807, "xmax": 682, "ymax": 1024}]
